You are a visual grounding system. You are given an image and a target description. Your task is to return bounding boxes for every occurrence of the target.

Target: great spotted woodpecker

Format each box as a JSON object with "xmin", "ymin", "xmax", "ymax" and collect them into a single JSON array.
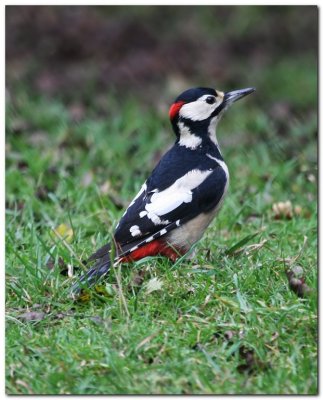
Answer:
[{"xmin": 72, "ymin": 86, "xmax": 255, "ymax": 293}]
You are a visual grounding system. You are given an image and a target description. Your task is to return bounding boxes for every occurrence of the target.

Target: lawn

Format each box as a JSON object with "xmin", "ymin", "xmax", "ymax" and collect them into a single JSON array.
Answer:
[
  {"xmin": 5, "ymin": 82, "xmax": 317, "ymax": 394},
  {"xmin": 5, "ymin": 6, "xmax": 317, "ymax": 394}
]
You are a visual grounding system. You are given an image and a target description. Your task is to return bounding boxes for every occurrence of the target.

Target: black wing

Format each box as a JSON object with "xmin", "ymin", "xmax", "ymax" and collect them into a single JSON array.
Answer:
[{"xmin": 90, "ymin": 162, "xmax": 227, "ymax": 261}]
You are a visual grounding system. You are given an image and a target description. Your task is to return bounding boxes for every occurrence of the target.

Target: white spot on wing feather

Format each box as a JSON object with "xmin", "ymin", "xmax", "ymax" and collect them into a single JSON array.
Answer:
[
  {"xmin": 145, "ymin": 213, "xmax": 170, "ymax": 226},
  {"xmin": 129, "ymin": 225, "xmax": 141, "ymax": 237}
]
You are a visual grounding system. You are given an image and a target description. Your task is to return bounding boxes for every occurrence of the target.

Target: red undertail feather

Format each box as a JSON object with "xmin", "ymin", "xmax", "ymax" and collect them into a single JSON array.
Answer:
[{"xmin": 121, "ymin": 239, "xmax": 183, "ymax": 263}]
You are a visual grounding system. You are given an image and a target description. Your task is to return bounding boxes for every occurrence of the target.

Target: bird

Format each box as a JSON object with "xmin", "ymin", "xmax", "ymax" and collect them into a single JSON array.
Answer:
[{"xmin": 72, "ymin": 86, "xmax": 255, "ymax": 294}]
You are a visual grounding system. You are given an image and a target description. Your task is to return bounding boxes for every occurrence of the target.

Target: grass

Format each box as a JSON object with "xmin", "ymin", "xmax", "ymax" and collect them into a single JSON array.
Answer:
[{"xmin": 5, "ymin": 81, "xmax": 317, "ymax": 394}]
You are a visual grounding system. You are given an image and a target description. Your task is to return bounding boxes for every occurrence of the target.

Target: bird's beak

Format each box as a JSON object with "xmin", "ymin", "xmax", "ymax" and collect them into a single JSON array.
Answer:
[{"xmin": 224, "ymin": 87, "xmax": 256, "ymax": 106}]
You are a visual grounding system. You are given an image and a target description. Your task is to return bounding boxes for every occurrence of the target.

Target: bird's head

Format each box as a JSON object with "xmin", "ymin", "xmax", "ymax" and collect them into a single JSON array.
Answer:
[{"xmin": 169, "ymin": 86, "xmax": 255, "ymax": 147}]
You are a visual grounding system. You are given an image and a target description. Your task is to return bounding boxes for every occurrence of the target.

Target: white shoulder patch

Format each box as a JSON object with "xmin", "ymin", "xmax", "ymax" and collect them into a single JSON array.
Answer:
[
  {"xmin": 121, "ymin": 182, "xmax": 147, "ymax": 221},
  {"xmin": 143, "ymin": 169, "xmax": 212, "ymax": 225},
  {"xmin": 128, "ymin": 182, "xmax": 147, "ymax": 208}
]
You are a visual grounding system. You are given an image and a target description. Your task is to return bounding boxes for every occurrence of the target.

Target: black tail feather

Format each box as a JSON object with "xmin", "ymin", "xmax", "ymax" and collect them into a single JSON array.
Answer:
[
  {"xmin": 87, "ymin": 243, "xmax": 112, "ymax": 262},
  {"xmin": 71, "ymin": 257, "xmax": 111, "ymax": 295},
  {"xmin": 71, "ymin": 217, "xmax": 192, "ymax": 296}
]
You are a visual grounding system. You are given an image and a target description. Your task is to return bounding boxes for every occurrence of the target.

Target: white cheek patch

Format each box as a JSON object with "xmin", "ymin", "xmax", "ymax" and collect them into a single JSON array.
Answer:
[
  {"xmin": 179, "ymin": 94, "xmax": 223, "ymax": 121},
  {"xmin": 141, "ymin": 169, "xmax": 212, "ymax": 225}
]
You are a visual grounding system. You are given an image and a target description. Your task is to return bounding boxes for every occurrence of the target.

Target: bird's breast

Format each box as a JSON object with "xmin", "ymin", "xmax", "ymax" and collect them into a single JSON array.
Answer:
[{"xmin": 168, "ymin": 163, "xmax": 229, "ymax": 250}]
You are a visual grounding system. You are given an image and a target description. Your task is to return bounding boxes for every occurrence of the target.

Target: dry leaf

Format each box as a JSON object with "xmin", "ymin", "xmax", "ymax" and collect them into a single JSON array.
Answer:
[
  {"xmin": 46, "ymin": 256, "xmax": 66, "ymax": 271},
  {"xmin": 270, "ymin": 332, "xmax": 279, "ymax": 342},
  {"xmin": 94, "ymin": 285, "xmax": 110, "ymax": 295},
  {"xmin": 203, "ymin": 294, "xmax": 211, "ymax": 306},
  {"xmin": 286, "ymin": 266, "xmax": 311, "ymax": 298},
  {"xmin": 145, "ymin": 277, "xmax": 163, "ymax": 294},
  {"xmin": 237, "ymin": 345, "xmax": 269, "ymax": 374},
  {"xmin": 15, "ymin": 379, "xmax": 33, "ymax": 394},
  {"xmin": 52, "ymin": 223, "xmax": 73, "ymax": 243},
  {"xmin": 18, "ymin": 311, "xmax": 46, "ymax": 322},
  {"xmin": 272, "ymin": 200, "xmax": 293, "ymax": 219},
  {"xmin": 136, "ymin": 331, "xmax": 159, "ymax": 351},
  {"xmin": 28, "ymin": 131, "xmax": 48, "ymax": 146},
  {"xmin": 76, "ymin": 290, "xmax": 92, "ymax": 303},
  {"xmin": 11, "ymin": 118, "xmax": 30, "ymax": 134},
  {"xmin": 307, "ymin": 173, "xmax": 316, "ymax": 183},
  {"xmin": 81, "ymin": 171, "xmax": 94, "ymax": 187},
  {"xmin": 129, "ymin": 269, "xmax": 146, "ymax": 289},
  {"xmin": 224, "ymin": 330, "xmax": 235, "ymax": 341},
  {"xmin": 294, "ymin": 205, "xmax": 303, "ymax": 216},
  {"xmin": 100, "ymin": 180, "xmax": 112, "ymax": 195},
  {"xmin": 237, "ymin": 346, "xmax": 257, "ymax": 374}
]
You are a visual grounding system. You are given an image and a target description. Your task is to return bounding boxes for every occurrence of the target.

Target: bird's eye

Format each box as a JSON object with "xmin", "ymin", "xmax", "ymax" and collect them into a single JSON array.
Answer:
[{"xmin": 206, "ymin": 96, "xmax": 216, "ymax": 104}]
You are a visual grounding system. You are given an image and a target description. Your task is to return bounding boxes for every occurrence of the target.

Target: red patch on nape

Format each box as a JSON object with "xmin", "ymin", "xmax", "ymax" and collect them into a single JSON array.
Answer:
[{"xmin": 169, "ymin": 101, "xmax": 185, "ymax": 120}]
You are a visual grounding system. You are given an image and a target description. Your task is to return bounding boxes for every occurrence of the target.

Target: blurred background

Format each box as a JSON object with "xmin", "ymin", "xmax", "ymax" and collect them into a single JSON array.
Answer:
[
  {"xmin": 5, "ymin": 4, "xmax": 318, "ymax": 211},
  {"xmin": 5, "ymin": 4, "xmax": 318, "ymax": 235},
  {"xmin": 5, "ymin": 5, "xmax": 317, "ymax": 206},
  {"xmin": 6, "ymin": 6, "xmax": 317, "ymax": 104}
]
